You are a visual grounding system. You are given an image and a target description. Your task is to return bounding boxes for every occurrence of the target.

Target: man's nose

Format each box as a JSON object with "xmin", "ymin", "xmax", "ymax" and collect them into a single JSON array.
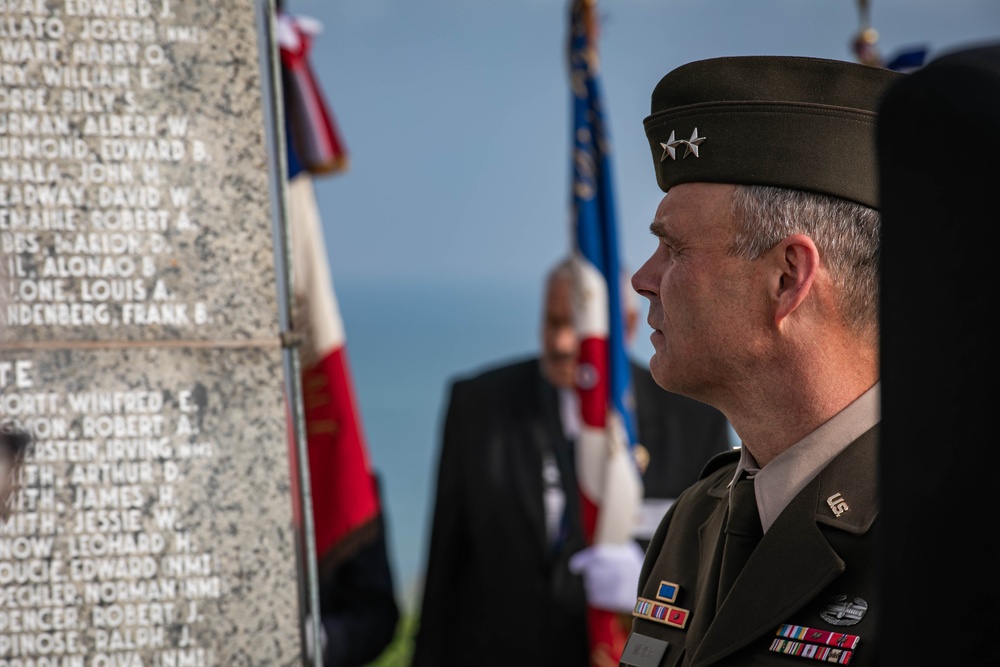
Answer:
[
  {"xmin": 554, "ymin": 327, "xmax": 577, "ymax": 351},
  {"xmin": 631, "ymin": 263, "xmax": 656, "ymax": 300}
]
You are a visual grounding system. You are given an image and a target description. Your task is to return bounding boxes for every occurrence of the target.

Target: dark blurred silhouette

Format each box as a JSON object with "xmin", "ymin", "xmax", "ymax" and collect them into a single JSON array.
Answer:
[{"xmin": 877, "ymin": 41, "xmax": 1000, "ymax": 665}]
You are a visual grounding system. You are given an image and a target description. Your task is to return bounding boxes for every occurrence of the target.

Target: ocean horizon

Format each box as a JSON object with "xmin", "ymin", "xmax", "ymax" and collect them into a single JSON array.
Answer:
[{"xmin": 337, "ymin": 275, "xmax": 545, "ymax": 611}]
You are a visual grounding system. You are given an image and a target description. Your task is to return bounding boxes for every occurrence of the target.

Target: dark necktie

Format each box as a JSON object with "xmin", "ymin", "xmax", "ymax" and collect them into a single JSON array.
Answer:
[
  {"xmin": 550, "ymin": 435, "xmax": 579, "ymax": 555},
  {"xmin": 717, "ymin": 475, "xmax": 763, "ymax": 607}
]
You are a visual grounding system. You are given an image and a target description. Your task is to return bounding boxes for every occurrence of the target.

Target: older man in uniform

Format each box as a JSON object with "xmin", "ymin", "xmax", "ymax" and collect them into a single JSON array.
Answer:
[{"xmin": 621, "ymin": 56, "xmax": 902, "ymax": 667}]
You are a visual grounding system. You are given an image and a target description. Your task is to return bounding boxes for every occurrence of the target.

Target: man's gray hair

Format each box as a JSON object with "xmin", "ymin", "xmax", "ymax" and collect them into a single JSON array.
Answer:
[
  {"xmin": 730, "ymin": 185, "xmax": 880, "ymax": 344},
  {"xmin": 545, "ymin": 255, "xmax": 636, "ymax": 316},
  {"xmin": 546, "ymin": 256, "xmax": 575, "ymax": 287}
]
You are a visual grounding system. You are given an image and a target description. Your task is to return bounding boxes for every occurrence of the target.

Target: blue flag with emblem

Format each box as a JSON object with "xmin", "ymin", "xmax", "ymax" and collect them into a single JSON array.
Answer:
[
  {"xmin": 569, "ymin": 0, "xmax": 637, "ymax": 450},
  {"xmin": 567, "ymin": 1, "xmax": 642, "ymax": 663}
]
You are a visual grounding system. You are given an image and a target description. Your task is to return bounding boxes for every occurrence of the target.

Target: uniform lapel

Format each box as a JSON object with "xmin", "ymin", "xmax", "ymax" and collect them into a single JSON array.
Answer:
[
  {"xmin": 690, "ymin": 490, "xmax": 844, "ymax": 666},
  {"xmin": 690, "ymin": 429, "xmax": 879, "ymax": 667},
  {"xmin": 681, "ymin": 485, "xmax": 728, "ymax": 652}
]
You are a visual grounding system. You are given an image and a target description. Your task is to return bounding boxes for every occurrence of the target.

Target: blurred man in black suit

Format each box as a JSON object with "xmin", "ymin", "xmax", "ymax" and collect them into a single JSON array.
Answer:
[{"xmin": 412, "ymin": 257, "xmax": 732, "ymax": 667}]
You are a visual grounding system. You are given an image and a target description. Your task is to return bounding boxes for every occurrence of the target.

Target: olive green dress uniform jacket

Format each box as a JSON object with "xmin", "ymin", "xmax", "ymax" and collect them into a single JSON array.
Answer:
[{"xmin": 628, "ymin": 426, "xmax": 879, "ymax": 667}]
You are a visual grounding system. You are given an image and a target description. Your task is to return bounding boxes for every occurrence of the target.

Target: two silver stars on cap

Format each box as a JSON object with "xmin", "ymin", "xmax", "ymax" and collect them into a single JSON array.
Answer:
[{"xmin": 660, "ymin": 128, "xmax": 706, "ymax": 161}]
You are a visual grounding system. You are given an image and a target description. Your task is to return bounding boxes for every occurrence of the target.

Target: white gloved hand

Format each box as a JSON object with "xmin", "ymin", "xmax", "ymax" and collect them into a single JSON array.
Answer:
[{"xmin": 568, "ymin": 541, "xmax": 646, "ymax": 613}]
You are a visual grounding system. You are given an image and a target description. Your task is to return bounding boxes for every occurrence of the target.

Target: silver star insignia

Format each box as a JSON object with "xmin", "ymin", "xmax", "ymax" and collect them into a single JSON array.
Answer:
[
  {"xmin": 659, "ymin": 130, "xmax": 678, "ymax": 161},
  {"xmin": 682, "ymin": 128, "xmax": 705, "ymax": 158}
]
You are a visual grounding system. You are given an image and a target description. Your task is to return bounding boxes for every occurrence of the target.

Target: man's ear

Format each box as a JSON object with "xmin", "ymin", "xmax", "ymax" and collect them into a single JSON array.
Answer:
[{"xmin": 772, "ymin": 233, "xmax": 819, "ymax": 325}]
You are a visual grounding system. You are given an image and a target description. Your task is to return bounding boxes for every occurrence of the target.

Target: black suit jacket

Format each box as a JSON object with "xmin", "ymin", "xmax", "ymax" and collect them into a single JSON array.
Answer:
[{"xmin": 412, "ymin": 356, "xmax": 731, "ymax": 667}]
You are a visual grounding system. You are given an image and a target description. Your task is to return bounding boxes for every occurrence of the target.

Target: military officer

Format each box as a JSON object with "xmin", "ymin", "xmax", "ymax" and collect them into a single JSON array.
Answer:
[{"xmin": 622, "ymin": 56, "xmax": 902, "ymax": 666}]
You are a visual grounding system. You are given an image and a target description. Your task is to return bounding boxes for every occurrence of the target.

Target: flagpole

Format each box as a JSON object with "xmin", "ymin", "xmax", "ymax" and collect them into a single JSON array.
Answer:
[
  {"xmin": 260, "ymin": 1, "xmax": 324, "ymax": 664},
  {"xmin": 851, "ymin": 0, "xmax": 883, "ymax": 66}
]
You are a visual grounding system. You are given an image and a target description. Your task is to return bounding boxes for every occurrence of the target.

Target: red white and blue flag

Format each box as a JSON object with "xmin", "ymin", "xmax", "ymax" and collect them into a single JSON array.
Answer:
[
  {"xmin": 286, "ymin": 175, "xmax": 380, "ymax": 570},
  {"xmin": 278, "ymin": 11, "xmax": 380, "ymax": 572},
  {"xmin": 568, "ymin": 1, "xmax": 642, "ymax": 664}
]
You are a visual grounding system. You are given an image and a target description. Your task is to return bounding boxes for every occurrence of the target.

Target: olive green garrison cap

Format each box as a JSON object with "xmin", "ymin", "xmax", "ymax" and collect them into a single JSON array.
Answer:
[{"xmin": 644, "ymin": 55, "xmax": 904, "ymax": 209}]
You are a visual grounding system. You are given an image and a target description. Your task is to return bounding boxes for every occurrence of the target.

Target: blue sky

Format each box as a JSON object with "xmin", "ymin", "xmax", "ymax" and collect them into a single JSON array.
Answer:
[
  {"xmin": 277, "ymin": 0, "xmax": 999, "ymax": 608},
  {"xmin": 287, "ymin": 0, "xmax": 998, "ymax": 291}
]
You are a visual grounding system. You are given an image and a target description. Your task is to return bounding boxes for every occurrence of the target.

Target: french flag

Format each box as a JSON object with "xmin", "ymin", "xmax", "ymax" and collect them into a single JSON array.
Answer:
[
  {"xmin": 279, "ymin": 11, "xmax": 380, "ymax": 571},
  {"xmin": 286, "ymin": 174, "xmax": 380, "ymax": 570}
]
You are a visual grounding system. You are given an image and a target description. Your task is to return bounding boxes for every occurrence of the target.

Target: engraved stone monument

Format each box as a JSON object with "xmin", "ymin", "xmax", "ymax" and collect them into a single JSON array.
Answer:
[{"xmin": 0, "ymin": 1, "xmax": 309, "ymax": 664}]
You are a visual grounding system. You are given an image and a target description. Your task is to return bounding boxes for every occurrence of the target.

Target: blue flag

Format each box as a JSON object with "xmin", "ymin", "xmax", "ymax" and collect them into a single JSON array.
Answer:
[
  {"xmin": 567, "ymin": 2, "xmax": 641, "ymax": 663},
  {"xmin": 569, "ymin": 1, "xmax": 637, "ymax": 449},
  {"xmin": 885, "ymin": 45, "xmax": 929, "ymax": 73}
]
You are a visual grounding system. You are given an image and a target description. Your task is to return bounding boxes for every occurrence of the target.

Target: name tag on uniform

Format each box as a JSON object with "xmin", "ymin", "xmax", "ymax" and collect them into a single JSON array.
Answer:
[{"xmin": 620, "ymin": 632, "xmax": 669, "ymax": 667}]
